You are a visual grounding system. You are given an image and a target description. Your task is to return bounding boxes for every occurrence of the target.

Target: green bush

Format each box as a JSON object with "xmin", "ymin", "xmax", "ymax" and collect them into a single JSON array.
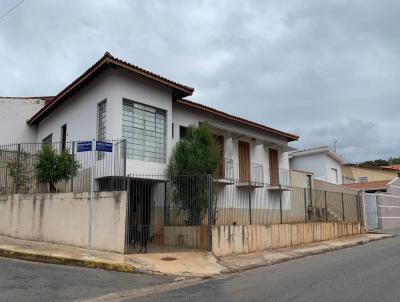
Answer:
[
  {"xmin": 167, "ymin": 122, "xmax": 220, "ymax": 225},
  {"xmin": 35, "ymin": 145, "xmax": 80, "ymax": 192}
]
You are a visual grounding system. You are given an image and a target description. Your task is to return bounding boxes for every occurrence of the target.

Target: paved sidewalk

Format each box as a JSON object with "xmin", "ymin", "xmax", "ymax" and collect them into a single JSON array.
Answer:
[
  {"xmin": 219, "ymin": 233, "xmax": 393, "ymax": 272},
  {"xmin": 0, "ymin": 236, "xmax": 225, "ymax": 276},
  {"xmin": 0, "ymin": 234, "xmax": 392, "ymax": 277}
]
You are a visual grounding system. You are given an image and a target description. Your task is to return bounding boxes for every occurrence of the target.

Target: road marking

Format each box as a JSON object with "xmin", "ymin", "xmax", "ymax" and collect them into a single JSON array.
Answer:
[{"xmin": 79, "ymin": 277, "xmax": 211, "ymax": 302}]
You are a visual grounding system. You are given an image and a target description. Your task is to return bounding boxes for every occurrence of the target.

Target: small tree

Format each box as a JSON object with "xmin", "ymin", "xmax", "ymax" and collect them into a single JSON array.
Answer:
[
  {"xmin": 7, "ymin": 149, "xmax": 31, "ymax": 193},
  {"xmin": 167, "ymin": 123, "xmax": 220, "ymax": 225},
  {"xmin": 35, "ymin": 145, "xmax": 80, "ymax": 192}
]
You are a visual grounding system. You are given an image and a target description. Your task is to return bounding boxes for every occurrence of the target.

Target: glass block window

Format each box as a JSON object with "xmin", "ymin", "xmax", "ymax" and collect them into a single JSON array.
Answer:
[
  {"xmin": 122, "ymin": 99, "xmax": 166, "ymax": 163},
  {"xmin": 97, "ymin": 100, "xmax": 107, "ymax": 141}
]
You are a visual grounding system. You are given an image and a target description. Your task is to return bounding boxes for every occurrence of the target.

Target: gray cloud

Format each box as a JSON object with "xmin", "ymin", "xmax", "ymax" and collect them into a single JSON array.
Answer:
[{"xmin": 0, "ymin": 0, "xmax": 399, "ymax": 162}]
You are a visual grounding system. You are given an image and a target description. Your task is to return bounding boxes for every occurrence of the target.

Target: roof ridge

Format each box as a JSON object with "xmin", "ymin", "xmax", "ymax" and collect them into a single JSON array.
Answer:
[{"xmin": 0, "ymin": 96, "xmax": 54, "ymax": 99}]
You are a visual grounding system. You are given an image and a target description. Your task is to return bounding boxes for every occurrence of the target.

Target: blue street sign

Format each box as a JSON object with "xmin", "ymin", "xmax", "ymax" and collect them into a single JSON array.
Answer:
[
  {"xmin": 96, "ymin": 141, "xmax": 113, "ymax": 152},
  {"xmin": 77, "ymin": 141, "xmax": 92, "ymax": 152}
]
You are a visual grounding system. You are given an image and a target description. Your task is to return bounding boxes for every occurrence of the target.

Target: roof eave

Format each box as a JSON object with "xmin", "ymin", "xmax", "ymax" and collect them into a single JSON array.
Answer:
[
  {"xmin": 176, "ymin": 99, "xmax": 299, "ymax": 142},
  {"xmin": 27, "ymin": 53, "xmax": 194, "ymax": 126}
]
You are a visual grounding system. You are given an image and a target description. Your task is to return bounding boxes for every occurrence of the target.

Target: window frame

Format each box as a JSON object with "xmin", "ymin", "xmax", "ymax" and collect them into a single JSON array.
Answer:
[
  {"xmin": 60, "ymin": 124, "xmax": 67, "ymax": 152},
  {"xmin": 97, "ymin": 99, "xmax": 107, "ymax": 160},
  {"xmin": 122, "ymin": 98, "xmax": 167, "ymax": 163},
  {"xmin": 42, "ymin": 134, "xmax": 53, "ymax": 146},
  {"xmin": 97, "ymin": 99, "xmax": 107, "ymax": 141},
  {"xmin": 179, "ymin": 125, "xmax": 187, "ymax": 139}
]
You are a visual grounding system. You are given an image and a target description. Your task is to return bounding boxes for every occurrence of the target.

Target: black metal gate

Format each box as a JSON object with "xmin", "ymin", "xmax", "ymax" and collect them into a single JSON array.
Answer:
[{"xmin": 124, "ymin": 175, "xmax": 212, "ymax": 254}]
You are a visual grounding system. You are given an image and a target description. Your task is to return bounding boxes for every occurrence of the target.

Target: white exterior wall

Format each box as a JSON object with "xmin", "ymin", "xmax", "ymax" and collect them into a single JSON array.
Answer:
[
  {"xmin": 325, "ymin": 155, "xmax": 343, "ymax": 184},
  {"xmin": 0, "ymin": 98, "xmax": 45, "ymax": 144},
  {"xmin": 36, "ymin": 69, "xmax": 173, "ymax": 175},
  {"xmin": 290, "ymin": 153, "xmax": 343, "ymax": 184},
  {"xmin": 36, "ymin": 71, "xmax": 116, "ymax": 142},
  {"xmin": 19, "ymin": 68, "xmax": 291, "ymax": 179}
]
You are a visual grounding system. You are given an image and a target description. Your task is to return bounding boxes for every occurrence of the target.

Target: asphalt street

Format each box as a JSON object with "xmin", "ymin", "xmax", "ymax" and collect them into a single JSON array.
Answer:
[
  {"xmin": 1, "ymin": 237, "xmax": 400, "ymax": 302},
  {"xmin": 0, "ymin": 257, "xmax": 173, "ymax": 302},
  {"xmin": 129, "ymin": 237, "xmax": 400, "ymax": 302}
]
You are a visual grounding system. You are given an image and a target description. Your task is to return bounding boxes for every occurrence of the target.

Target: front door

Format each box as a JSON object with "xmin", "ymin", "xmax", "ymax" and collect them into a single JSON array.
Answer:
[
  {"xmin": 126, "ymin": 179, "xmax": 153, "ymax": 253},
  {"xmin": 238, "ymin": 141, "xmax": 250, "ymax": 181}
]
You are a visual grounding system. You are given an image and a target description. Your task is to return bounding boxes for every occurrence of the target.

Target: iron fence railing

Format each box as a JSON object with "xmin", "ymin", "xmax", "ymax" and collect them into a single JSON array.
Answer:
[
  {"xmin": 0, "ymin": 140, "xmax": 127, "ymax": 194},
  {"xmin": 213, "ymin": 177, "xmax": 362, "ymax": 225},
  {"xmin": 125, "ymin": 173, "xmax": 362, "ymax": 229},
  {"xmin": 124, "ymin": 173, "xmax": 363, "ymax": 253}
]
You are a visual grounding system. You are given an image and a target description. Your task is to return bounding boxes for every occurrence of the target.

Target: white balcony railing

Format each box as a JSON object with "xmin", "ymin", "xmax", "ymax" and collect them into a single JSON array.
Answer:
[
  {"xmin": 235, "ymin": 163, "xmax": 264, "ymax": 186},
  {"xmin": 266, "ymin": 168, "xmax": 290, "ymax": 188}
]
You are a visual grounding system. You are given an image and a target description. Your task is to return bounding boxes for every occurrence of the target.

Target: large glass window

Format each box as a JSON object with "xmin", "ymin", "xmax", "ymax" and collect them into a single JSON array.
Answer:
[{"xmin": 122, "ymin": 99, "xmax": 166, "ymax": 163}]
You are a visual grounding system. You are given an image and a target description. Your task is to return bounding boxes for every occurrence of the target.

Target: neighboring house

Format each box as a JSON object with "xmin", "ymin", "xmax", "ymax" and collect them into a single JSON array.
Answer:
[
  {"xmin": 353, "ymin": 178, "xmax": 400, "ymax": 230},
  {"xmin": 383, "ymin": 164, "xmax": 400, "ymax": 173},
  {"xmin": 0, "ymin": 52, "xmax": 298, "ymax": 186},
  {"xmin": 289, "ymin": 146, "xmax": 346, "ymax": 185},
  {"xmin": 0, "ymin": 97, "xmax": 49, "ymax": 145},
  {"xmin": 342, "ymin": 164, "xmax": 398, "ymax": 184},
  {"xmin": 343, "ymin": 179, "xmax": 392, "ymax": 193}
]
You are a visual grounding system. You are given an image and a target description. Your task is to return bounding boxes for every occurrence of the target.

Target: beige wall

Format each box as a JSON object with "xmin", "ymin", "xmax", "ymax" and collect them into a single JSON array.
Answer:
[
  {"xmin": 212, "ymin": 222, "xmax": 364, "ymax": 257},
  {"xmin": 313, "ymin": 179, "xmax": 359, "ymax": 194},
  {"xmin": 164, "ymin": 226, "xmax": 209, "ymax": 249},
  {"xmin": 0, "ymin": 191, "xmax": 127, "ymax": 253},
  {"xmin": 290, "ymin": 170, "xmax": 313, "ymax": 189},
  {"xmin": 342, "ymin": 166, "xmax": 397, "ymax": 182}
]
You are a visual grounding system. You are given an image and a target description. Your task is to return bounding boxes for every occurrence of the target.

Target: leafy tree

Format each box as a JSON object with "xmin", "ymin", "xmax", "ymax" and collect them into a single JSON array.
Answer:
[
  {"xmin": 35, "ymin": 145, "xmax": 80, "ymax": 192},
  {"xmin": 361, "ymin": 159, "xmax": 389, "ymax": 166},
  {"xmin": 361, "ymin": 156, "xmax": 400, "ymax": 167},
  {"xmin": 388, "ymin": 157, "xmax": 400, "ymax": 165},
  {"xmin": 167, "ymin": 123, "xmax": 220, "ymax": 225}
]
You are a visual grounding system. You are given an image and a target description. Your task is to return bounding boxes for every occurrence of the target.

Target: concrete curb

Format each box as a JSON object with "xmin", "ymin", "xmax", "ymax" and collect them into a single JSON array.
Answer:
[
  {"xmin": 0, "ymin": 235, "xmax": 393, "ymax": 276},
  {"xmin": 219, "ymin": 234, "xmax": 395, "ymax": 274},
  {"xmin": 0, "ymin": 248, "xmax": 135, "ymax": 273}
]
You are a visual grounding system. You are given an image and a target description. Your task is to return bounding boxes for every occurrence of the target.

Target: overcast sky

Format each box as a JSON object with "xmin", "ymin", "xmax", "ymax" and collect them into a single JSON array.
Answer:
[{"xmin": 0, "ymin": 0, "xmax": 399, "ymax": 162}]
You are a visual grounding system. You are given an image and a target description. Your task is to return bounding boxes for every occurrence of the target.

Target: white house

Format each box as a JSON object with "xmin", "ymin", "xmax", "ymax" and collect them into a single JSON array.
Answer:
[
  {"xmin": 289, "ymin": 146, "xmax": 346, "ymax": 184},
  {"xmin": 0, "ymin": 54, "xmax": 367, "ymax": 253},
  {"xmin": 2, "ymin": 52, "xmax": 299, "ymax": 184}
]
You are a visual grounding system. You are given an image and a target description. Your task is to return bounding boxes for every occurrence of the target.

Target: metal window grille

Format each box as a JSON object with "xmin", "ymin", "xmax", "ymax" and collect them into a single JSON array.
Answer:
[
  {"xmin": 122, "ymin": 99, "xmax": 166, "ymax": 163},
  {"xmin": 97, "ymin": 100, "xmax": 107, "ymax": 140},
  {"xmin": 97, "ymin": 100, "xmax": 107, "ymax": 160}
]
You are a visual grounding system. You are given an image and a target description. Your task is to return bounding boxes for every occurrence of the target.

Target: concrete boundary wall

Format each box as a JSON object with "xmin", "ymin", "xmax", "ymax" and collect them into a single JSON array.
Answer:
[
  {"xmin": 212, "ymin": 222, "xmax": 364, "ymax": 257},
  {"xmin": 0, "ymin": 191, "xmax": 127, "ymax": 253},
  {"xmin": 377, "ymin": 194, "xmax": 400, "ymax": 230}
]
